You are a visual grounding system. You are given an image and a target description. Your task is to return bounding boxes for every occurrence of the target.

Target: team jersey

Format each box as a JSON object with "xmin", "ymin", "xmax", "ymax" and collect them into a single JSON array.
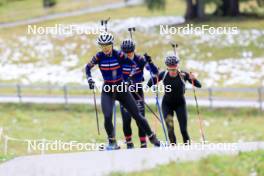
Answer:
[
  {"xmin": 121, "ymin": 54, "xmax": 158, "ymax": 83},
  {"xmin": 147, "ymin": 70, "xmax": 202, "ymax": 99},
  {"xmin": 85, "ymin": 49, "xmax": 136, "ymax": 84}
]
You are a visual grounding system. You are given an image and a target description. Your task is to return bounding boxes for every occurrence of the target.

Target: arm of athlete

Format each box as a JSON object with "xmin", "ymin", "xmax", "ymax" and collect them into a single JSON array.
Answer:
[
  {"xmin": 85, "ymin": 54, "xmax": 99, "ymax": 89},
  {"xmin": 182, "ymin": 71, "xmax": 202, "ymax": 88},
  {"xmin": 147, "ymin": 71, "xmax": 166, "ymax": 87}
]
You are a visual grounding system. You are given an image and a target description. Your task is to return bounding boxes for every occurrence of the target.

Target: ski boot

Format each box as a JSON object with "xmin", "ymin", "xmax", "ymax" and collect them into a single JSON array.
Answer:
[
  {"xmin": 149, "ymin": 134, "xmax": 160, "ymax": 147},
  {"xmin": 126, "ymin": 141, "xmax": 134, "ymax": 149},
  {"xmin": 106, "ymin": 142, "xmax": 121, "ymax": 151},
  {"xmin": 140, "ymin": 142, "xmax": 147, "ymax": 148}
]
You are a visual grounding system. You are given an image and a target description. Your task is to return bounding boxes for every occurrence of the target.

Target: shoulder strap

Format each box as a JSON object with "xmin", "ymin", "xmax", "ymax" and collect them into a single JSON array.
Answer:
[
  {"xmin": 162, "ymin": 71, "xmax": 168, "ymax": 82},
  {"xmin": 178, "ymin": 70, "xmax": 186, "ymax": 84}
]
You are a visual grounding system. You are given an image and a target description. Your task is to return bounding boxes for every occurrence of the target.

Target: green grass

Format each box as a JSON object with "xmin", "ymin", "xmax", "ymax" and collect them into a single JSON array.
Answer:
[
  {"xmin": 0, "ymin": 0, "xmax": 263, "ymax": 87},
  {"xmin": 0, "ymin": 0, "xmax": 122, "ymax": 23},
  {"xmin": 1, "ymin": 19, "xmax": 263, "ymax": 83},
  {"xmin": 48, "ymin": 0, "xmax": 185, "ymax": 25},
  {"xmin": 0, "ymin": 0, "xmax": 185, "ymax": 30},
  {"xmin": 0, "ymin": 103, "xmax": 264, "ymax": 163},
  {"xmin": 0, "ymin": 154, "xmax": 14, "ymax": 164},
  {"xmin": 112, "ymin": 150, "xmax": 264, "ymax": 176}
]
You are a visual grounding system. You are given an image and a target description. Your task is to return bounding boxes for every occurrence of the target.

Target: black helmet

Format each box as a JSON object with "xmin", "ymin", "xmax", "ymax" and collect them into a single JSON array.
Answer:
[
  {"xmin": 97, "ymin": 32, "xmax": 114, "ymax": 45},
  {"xmin": 121, "ymin": 39, "xmax": 135, "ymax": 53},
  {"xmin": 165, "ymin": 55, "xmax": 180, "ymax": 66}
]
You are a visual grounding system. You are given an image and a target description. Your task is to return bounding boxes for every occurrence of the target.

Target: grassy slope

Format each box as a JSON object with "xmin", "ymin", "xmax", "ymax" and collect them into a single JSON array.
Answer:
[
  {"xmin": 0, "ymin": 17, "xmax": 263, "ymax": 87},
  {"xmin": 0, "ymin": 0, "xmax": 185, "ymax": 31},
  {"xmin": 0, "ymin": 0, "xmax": 122, "ymax": 23},
  {"xmin": 0, "ymin": 103, "xmax": 264, "ymax": 163},
  {"xmin": 0, "ymin": 0, "xmax": 263, "ymax": 87},
  {"xmin": 112, "ymin": 150, "xmax": 264, "ymax": 176}
]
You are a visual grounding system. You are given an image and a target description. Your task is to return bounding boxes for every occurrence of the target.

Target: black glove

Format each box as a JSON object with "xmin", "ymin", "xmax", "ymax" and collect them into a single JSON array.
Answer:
[
  {"xmin": 147, "ymin": 81, "xmax": 152, "ymax": 88},
  {"xmin": 87, "ymin": 78, "xmax": 95, "ymax": 89},
  {"xmin": 144, "ymin": 53, "xmax": 152, "ymax": 63},
  {"xmin": 126, "ymin": 76, "xmax": 133, "ymax": 85}
]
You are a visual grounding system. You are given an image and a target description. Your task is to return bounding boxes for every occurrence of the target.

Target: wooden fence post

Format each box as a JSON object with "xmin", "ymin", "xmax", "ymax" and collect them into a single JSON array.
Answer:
[
  {"xmin": 16, "ymin": 84, "xmax": 22, "ymax": 103},
  {"xmin": 208, "ymin": 88, "xmax": 213, "ymax": 108},
  {"xmin": 258, "ymin": 87, "xmax": 262, "ymax": 111},
  {"xmin": 63, "ymin": 85, "xmax": 68, "ymax": 109}
]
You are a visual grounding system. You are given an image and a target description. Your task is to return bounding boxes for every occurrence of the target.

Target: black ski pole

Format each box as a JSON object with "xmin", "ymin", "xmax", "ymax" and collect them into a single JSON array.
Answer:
[
  {"xmin": 133, "ymin": 91, "xmax": 161, "ymax": 123},
  {"xmin": 92, "ymin": 88, "xmax": 100, "ymax": 135},
  {"xmin": 126, "ymin": 27, "xmax": 162, "ymax": 123},
  {"xmin": 170, "ymin": 41, "xmax": 178, "ymax": 55},
  {"xmin": 128, "ymin": 27, "xmax": 136, "ymax": 40},
  {"xmin": 101, "ymin": 17, "xmax": 111, "ymax": 32},
  {"xmin": 148, "ymin": 65, "xmax": 169, "ymax": 143},
  {"xmin": 190, "ymin": 73, "xmax": 206, "ymax": 143}
]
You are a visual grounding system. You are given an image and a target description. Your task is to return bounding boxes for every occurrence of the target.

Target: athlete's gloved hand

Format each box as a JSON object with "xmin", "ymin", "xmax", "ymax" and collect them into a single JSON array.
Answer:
[
  {"xmin": 146, "ymin": 81, "xmax": 151, "ymax": 88},
  {"xmin": 189, "ymin": 72, "xmax": 196, "ymax": 80},
  {"xmin": 87, "ymin": 78, "xmax": 95, "ymax": 89},
  {"xmin": 144, "ymin": 53, "xmax": 152, "ymax": 63},
  {"xmin": 126, "ymin": 76, "xmax": 133, "ymax": 85}
]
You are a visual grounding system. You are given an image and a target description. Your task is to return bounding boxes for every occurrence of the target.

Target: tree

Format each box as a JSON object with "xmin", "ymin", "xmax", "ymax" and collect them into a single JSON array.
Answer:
[
  {"xmin": 144, "ymin": 0, "xmax": 205, "ymax": 19},
  {"xmin": 185, "ymin": 0, "xmax": 205, "ymax": 20},
  {"xmin": 43, "ymin": 0, "xmax": 57, "ymax": 8},
  {"xmin": 145, "ymin": 0, "xmax": 166, "ymax": 10},
  {"xmin": 185, "ymin": 0, "xmax": 195, "ymax": 19},
  {"xmin": 217, "ymin": 0, "xmax": 239, "ymax": 16},
  {"xmin": 144, "ymin": 0, "xmax": 256, "ymax": 19},
  {"xmin": 197, "ymin": 0, "xmax": 205, "ymax": 18},
  {"xmin": 257, "ymin": 0, "xmax": 264, "ymax": 7}
]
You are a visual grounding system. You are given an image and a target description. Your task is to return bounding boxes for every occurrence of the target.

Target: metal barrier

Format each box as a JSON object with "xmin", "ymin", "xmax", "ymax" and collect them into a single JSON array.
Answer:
[{"xmin": 0, "ymin": 83, "xmax": 263, "ymax": 110}]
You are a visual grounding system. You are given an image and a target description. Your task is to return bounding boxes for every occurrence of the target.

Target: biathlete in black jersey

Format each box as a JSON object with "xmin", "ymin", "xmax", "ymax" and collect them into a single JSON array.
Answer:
[{"xmin": 147, "ymin": 55, "xmax": 202, "ymax": 145}]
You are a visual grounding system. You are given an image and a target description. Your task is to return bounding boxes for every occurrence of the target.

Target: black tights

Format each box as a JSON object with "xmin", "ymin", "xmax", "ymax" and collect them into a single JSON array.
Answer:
[
  {"xmin": 162, "ymin": 98, "xmax": 190, "ymax": 144},
  {"xmin": 101, "ymin": 89, "xmax": 152, "ymax": 141},
  {"xmin": 120, "ymin": 89, "xmax": 146, "ymax": 142}
]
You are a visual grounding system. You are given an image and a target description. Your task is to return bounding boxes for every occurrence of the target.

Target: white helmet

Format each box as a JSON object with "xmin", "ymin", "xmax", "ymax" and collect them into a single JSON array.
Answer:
[{"xmin": 97, "ymin": 32, "xmax": 114, "ymax": 45}]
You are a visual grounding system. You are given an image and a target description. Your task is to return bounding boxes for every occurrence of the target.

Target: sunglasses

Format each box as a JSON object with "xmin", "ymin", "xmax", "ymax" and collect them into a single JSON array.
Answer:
[
  {"xmin": 126, "ymin": 52, "xmax": 134, "ymax": 58},
  {"xmin": 100, "ymin": 44, "xmax": 112, "ymax": 50},
  {"xmin": 167, "ymin": 68, "xmax": 178, "ymax": 72}
]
